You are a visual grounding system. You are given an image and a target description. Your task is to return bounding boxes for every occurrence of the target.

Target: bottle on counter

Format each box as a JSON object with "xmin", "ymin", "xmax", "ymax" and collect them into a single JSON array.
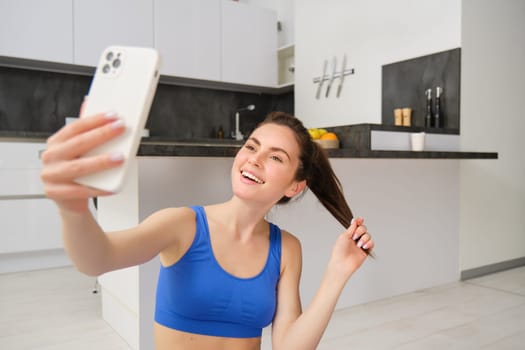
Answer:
[
  {"xmin": 217, "ymin": 125, "xmax": 224, "ymax": 139},
  {"xmin": 434, "ymin": 86, "xmax": 442, "ymax": 128},
  {"xmin": 425, "ymin": 88, "xmax": 432, "ymax": 128}
]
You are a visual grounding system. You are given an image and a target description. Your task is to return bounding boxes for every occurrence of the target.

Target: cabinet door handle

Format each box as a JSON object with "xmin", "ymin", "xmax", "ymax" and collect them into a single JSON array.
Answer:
[{"xmin": 0, "ymin": 194, "xmax": 46, "ymax": 200}]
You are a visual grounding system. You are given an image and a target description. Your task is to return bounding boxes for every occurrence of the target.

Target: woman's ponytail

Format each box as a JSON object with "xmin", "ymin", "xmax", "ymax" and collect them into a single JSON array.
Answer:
[
  {"xmin": 258, "ymin": 112, "xmax": 353, "ymax": 227},
  {"xmin": 305, "ymin": 141, "xmax": 353, "ymax": 228},
  {"xmin": 256, "ymin": 112, "xmax": 372, "ymax": 255}
]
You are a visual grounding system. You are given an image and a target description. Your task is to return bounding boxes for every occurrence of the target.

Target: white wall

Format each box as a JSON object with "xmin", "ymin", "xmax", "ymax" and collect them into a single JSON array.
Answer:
[
  {"xmin": 459, "ymin": 0, "xmax": 525, "ymax": 270},
  {"xmin": 294, "ymin": 0, "xmax": 525, "ymax": 273},
  {"xmin": 295, "ymin": 0, "xmax": 461, "ymax": 128}
]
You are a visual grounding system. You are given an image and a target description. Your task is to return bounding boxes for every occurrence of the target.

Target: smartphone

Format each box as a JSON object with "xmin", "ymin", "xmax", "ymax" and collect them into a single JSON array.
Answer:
[{"xmin": 75, "ymin": 46, "xmax": 161, "ymax": 193}]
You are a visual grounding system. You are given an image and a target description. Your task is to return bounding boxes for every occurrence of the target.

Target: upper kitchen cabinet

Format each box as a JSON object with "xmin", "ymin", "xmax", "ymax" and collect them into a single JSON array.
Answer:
[
  {"xmin": 73, "ymin": 0, "xmax": 154, "ymax": 66},
  {"xmin": 221, "ymin": 0, "xmax": 277, "ymax": 87},
  {"xmin": 154, "ymin": 0, "xmax": 221, "ymax": 81},
  {"xmin": 0, "ymin": 0, "xmax": 74, "ymax": 63}
]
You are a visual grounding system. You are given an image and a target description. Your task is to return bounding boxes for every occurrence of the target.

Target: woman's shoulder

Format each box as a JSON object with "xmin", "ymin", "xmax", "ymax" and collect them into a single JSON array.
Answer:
[
  {"xmin": 144, "ymin": 207, "xmax": 199, "ymax": 265},
  {"xmin": 278, "ymin": 228, "xmax": 302, "ymax": 262},
  {"xmin": 279, "ymin": 228, "xmax": 301, "ymax": 247}
]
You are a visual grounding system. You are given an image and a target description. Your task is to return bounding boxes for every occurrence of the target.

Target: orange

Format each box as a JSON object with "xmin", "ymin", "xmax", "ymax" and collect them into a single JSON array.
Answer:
[{"xmin": 320, "ymin": 132, "xmax": 338, "ymax": 141}]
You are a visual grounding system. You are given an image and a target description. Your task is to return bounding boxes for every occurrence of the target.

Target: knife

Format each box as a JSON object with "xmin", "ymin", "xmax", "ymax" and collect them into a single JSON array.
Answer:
[
  {"xmin": 325, "ymin": 56, "xmax": 337, "ymax": 98},
  {"xmin": 315, "ymin": 59, "xmax": 328, "ymax": 99},
  {"xmin": 336, "ymin": 54, "xmax": 347, "ymax": 98}
]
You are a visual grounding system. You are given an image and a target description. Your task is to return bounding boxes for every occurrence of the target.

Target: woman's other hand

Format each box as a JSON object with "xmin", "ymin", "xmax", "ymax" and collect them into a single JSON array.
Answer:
[
  {"xmin": 40, "ymin": 104, "xmax": 126, "ymax": 213},
  {"xmin": 329, "ymin": 217, "xmax": 374, "ymax": 279}
]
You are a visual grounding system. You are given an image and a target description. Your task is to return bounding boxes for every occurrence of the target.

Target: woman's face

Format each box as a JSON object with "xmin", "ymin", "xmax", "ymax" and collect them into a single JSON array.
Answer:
[{"xmin": 231, "ymin": 123, "xmax": 306, "ymax": 205}]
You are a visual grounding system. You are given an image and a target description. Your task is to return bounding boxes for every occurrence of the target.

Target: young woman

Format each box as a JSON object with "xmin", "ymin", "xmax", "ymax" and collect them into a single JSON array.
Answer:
[{"xmin": 41, "ymin": 109, "xmax": 374, "ymax": 350}]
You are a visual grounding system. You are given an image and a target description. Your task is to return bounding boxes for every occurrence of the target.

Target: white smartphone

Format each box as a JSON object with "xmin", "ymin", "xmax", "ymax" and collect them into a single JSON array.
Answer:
[{"xmin": 75, "ymin": 46, "xmax": 161, "ymax": 193}]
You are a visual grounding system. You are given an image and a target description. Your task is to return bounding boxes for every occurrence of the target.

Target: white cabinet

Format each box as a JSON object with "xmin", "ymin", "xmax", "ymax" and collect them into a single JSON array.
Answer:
[
  {"xmin": 154, "ymin": 0, "xmax": 221, "ymax": 81},
  {"xmin": 73, "ymin": 0, "xmax": 154, "ymax": 66},
  {"xmin": 0, "ymin": 142, "xmax": 61, "ymax": 254},
  {"xmin": 278, "ymin": 44, "xmax": 294, "ymax": 86},
  {"xmin": 221, "ymin": 0, "xmax": 277, "ymax": 86},
  {"xmin": 0, "ymin": 0, "xmax": 278, "ymax": 86},
  {"xmin": 0, "ymin": 142, "xmax": 45, "ymax": 196},
  {"xmin": 0, "ymin": 142, "xmax": 96, "ymax": 272},
  {"xmin": 0, "ymin": 0, "xmax": 74, "ymax": 63},
  {"xmin": 0, "ymin": 198, "xmax": 62, "ymax": 254}
]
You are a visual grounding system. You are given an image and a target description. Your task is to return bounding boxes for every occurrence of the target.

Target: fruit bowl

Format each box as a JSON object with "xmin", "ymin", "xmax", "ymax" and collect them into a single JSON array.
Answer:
[{"xmin": 313, "ymin": 139, "xmax": 340, "ymax": 149}]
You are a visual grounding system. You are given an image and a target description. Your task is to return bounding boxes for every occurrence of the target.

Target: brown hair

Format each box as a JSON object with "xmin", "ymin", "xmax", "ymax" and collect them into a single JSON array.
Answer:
[
  {"xmin": 254, "ymin": 112, "xmax": 373, "ymax": 256},
  {"xmin": 256, "ymin": 112, "xmax": 353, "ymax": 226}
]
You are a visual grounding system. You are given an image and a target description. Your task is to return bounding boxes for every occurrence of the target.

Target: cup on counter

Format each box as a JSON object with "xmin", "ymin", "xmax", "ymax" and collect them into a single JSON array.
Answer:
[{"xmin": 410, "ymin": 132, "xmax": 425, "ymax": 151}]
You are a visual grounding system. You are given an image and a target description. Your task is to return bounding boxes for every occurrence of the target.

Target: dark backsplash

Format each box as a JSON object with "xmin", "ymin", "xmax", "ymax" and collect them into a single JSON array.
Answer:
[
  {"xmin": 0, "ymin": 65, "xmax": 293, "ymax": 139},
  {"xmin": 382, "ymin": 48, "xmax": 460, "ymax": 132}
]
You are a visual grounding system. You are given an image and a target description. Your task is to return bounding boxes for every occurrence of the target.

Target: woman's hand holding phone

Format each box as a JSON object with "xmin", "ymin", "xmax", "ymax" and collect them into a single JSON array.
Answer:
[
  {"xmin": 41, "ymin": 45, "xmax": 160, "ymax": 213},
  {"xmin": 40, "ymin": 105, "xmax": 126, "ymax": 213}
]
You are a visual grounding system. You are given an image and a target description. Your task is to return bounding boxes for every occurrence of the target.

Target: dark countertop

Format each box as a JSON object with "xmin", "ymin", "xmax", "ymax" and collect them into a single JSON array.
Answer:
[{"xmin": 0, "ymin": 131, "xmax": 498, "ymax": 159}]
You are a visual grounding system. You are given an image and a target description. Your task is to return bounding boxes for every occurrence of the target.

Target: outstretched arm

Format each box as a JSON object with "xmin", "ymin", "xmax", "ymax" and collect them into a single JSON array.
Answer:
[
  {"xmin": 271, "ymin": 218, "xmax": 374, "ymax": 350},
  {"xmin": 41, "ymin": 108, "xmax": 189, "ymax": 276}
]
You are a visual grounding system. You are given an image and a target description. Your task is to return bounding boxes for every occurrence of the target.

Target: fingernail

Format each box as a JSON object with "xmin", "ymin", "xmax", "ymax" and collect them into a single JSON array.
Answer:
[
  {"xmin": 105, "ymin": 111, "xmax": 118, "ymax": 118},
  {"xmin": 357, "ymin": 241, "xmax": 363, "ymax": 248},
  {"xmin": 111, "ymin": 119, "xmax": 124, "ymax": 129},
  {"xmin": 352, "ymin": 233, "xmax": 358, "ymax": 240},
  {"xmin": 110, "ymin": 152, "xmax": 124, "ymax": 162},
  {"xmin": 362, "ymin": 243, "xmax": 368, "ymax": 249}
]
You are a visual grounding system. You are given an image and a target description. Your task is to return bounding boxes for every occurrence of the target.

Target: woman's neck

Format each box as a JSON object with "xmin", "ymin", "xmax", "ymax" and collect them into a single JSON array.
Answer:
[{"xmin": 206, "ymin": 198, "xmax": 272, "ymax": 242}]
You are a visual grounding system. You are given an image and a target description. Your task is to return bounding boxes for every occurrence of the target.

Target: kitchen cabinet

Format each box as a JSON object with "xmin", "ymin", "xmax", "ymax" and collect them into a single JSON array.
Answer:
[
  {"xmin": 278, "ymin": 43, "xmax": 294, "ymax": 86},
  {"xmin": 0, "ymin": 142, "xmax": 45, "ymax": 196},
  {"xmin": 0, "ymin": 198, "xmax": 62, "ymax": 254},
  {"xmin": 1, "ymin": 0, "xmax": 279, "ymax": 88},
  {"xmin": 0, "ymin": 0, "xmax": 73, "ymax": 63},
  {"xmin": 73, "ymin": 0, "xmax": 154, "ymax": 66},
  {"xmin": 0, "ymin": 142, "xmax": 62, "ymax": 271},
  {"xmin": 154, "ymin": 0, "xmax": 221, "ymax": 81},
  {"xmin": 221, "ymin": 0, "xmax": 277, "ymax": 86}
]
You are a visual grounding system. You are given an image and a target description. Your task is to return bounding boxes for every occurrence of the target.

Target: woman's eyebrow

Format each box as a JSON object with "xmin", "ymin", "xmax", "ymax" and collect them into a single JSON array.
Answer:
[{"xmin": 248, "ymin": 137, "xmax": 291, "ymax": 160}]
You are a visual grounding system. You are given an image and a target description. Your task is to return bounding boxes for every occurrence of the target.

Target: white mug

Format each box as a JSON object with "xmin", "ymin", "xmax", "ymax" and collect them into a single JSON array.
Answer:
[{"xmin": 411, "ymin": 132, "xmax": 425, "ymax": 151}]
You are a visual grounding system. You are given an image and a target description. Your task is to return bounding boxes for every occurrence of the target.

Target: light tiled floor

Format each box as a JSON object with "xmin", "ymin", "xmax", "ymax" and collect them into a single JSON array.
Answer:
[{"xmin": 1, "ymin": 266, "xmax": 524, "ymax": 349}]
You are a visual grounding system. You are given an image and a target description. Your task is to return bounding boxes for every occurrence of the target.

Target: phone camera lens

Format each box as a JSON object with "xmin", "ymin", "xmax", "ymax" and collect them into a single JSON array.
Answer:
[
  {"xmin": 102, "ymin": 64, "xmax": 111, "ymax": 74},
  {"xmin": 106, "ymin": 51, "xmax": 114, "ymax": 61},
  {"xmin": 112, "ymin": 58, "xmax": 121, "ymax": 68}
]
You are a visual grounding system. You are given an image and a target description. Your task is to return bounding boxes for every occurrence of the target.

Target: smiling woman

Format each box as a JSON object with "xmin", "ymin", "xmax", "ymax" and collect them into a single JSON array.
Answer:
[{"xmin": 40, "ymin": 108, "xmax": 374, "ymax": 350}]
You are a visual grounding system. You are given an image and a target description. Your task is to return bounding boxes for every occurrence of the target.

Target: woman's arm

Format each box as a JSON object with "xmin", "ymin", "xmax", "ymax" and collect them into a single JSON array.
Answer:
[
  {"xmin": 271, "ymin": 219, "xmax": 373, "ymax": 350},
  {"xmin": 59, "ymin": 207, "xmax": 193, "ymax": 276},
  {"xmin": 41, "ymin": 108, "xmax": 193, "ymax": 276}
]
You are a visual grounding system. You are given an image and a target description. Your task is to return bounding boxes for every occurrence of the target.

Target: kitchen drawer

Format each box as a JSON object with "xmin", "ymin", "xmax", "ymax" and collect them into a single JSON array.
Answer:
[
  {"xmin": 0, "ymin": 169, "xmax": 44, "ymax": 196},
  {"xmin": 0, "ymin": 142, "xmax": 46, "ymax": 196},
  {"xmin": 0, "ymin": 142, "xmax": 45, "ymax": 169},
  {"xmin": 0, "ymin": 198, "xmax": 62, "ymax": 254}
]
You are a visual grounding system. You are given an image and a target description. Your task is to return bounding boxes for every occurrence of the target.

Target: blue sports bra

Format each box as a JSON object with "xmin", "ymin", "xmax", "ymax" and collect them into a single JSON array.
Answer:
[{"xmin": 154, "ymin": 206, "xmax": 282, "ymax": 338}]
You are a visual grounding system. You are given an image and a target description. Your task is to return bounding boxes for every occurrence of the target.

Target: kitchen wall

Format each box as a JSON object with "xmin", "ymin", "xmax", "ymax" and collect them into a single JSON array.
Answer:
[
  {"xmin": 294, "ymin": 0, "xmax": 525, "ymax": 275},
  {"xmin": 295, "ymin": 0, "xmax": 461, "ymax": 128},
  {"xmin": 460, "ymin": 0, "xmax": 525, "ymax": 272}
]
